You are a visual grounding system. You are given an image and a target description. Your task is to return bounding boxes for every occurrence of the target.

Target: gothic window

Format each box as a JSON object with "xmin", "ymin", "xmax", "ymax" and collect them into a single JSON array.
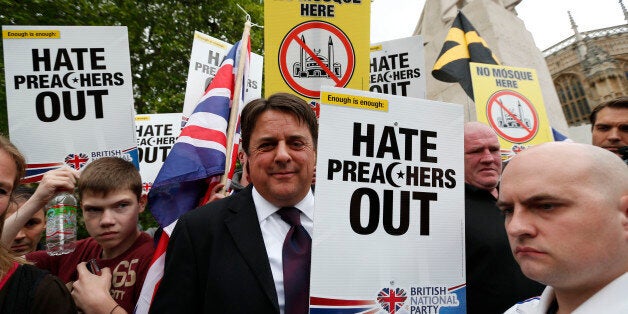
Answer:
[
  {"xmin": 578, "ymin": 99, "xmax": 590, "ymax": 117},
  {"xmin": 577, "ymin": 83, "xmax": 586, "ymax": 97},
  {"xmin": 554, "ymin": 75, "xmax": 589, "ymax": 126},
  {"xmin": 563, "ymin": 104, "xmax": 573, "ymax": 121},
  {"xmin": 558, "ymin": 89, "xmax": 566, "ymax": 103},
  {"xmin": 572, "ymin": 85, "xmax": 580, "ymax": 98}
]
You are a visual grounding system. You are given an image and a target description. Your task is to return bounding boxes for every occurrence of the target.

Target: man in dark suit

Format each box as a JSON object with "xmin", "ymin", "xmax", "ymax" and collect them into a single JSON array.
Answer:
[
  {"xmin": 149, "ymin": 93, "xmax": 317, "ymax": 314},
  {"xmin": 464, "ymin": 122, "xmax": 544, "ymax": 314}
]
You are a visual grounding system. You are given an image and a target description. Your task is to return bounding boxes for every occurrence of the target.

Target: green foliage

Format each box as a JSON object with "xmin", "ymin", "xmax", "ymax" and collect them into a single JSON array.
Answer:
[
  {"xmin": 76, "ymin": 207, "xmax": 90, "ymax": 240},
  {"xmin": 0, "ymin": 0, "xmax": 264, "ymax": 132},
  {"xmin": 139, "ymin": 208, "xmax": 159, "ymax": 232}
]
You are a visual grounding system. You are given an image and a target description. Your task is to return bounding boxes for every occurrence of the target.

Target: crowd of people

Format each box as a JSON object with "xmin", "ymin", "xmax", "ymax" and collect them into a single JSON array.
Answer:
[{"xmin": 0, "ymin": 94, "xmax": 625, "ymax": 313}]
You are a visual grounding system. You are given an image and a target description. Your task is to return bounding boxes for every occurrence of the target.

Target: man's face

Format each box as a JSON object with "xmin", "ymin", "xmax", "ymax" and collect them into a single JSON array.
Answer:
[
  {"xmin": 81, "ymin": 189, "xmax": 145, "ymax": 259},
  {"xmin": 592, "ymin": 107, "xmax": 628, "ymax": 156},
  {"xmin": 246, "ymin": 110, "xmax": 316, "ymax": 207},
  {"xmin": 7, "ymin": 200, "xmax": 45, "ymax": 256},
  {"xmin": 498, "ymin": 154, "xmax": 626, "ymax": 290},
  {"xmin": 464, "ymin": 127, "xmax": 502, "ymax": 190}
]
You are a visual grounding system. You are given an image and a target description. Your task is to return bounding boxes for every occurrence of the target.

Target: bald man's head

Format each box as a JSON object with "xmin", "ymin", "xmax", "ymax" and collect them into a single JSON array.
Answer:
[
  {"xmin": 498, "ymin": 142, "xmax": 628, "ymax": 293},
  {"xmin": 504, "ymin": 142, "xmax": 627, "ymax": 197}
]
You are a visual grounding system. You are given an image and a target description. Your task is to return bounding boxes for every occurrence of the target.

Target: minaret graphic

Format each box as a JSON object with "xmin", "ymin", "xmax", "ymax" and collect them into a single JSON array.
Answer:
[
  {"xmin": 500, "ymin": 102, "xmax": 506, "ymax": 127},
  {"xmin": 292, "ymin": 34, "xmax": 341, "ymax": 78},
  {"xmin": 517, "ymin": 101, "xmax": 524, "ymax": 125},
  {"xmin": 327, "ymin": 36, "xmax": 334, "ymax": 76},
  {"xmin": 300, "ymin": 35, "xmax": 306, "ymax": 77}
]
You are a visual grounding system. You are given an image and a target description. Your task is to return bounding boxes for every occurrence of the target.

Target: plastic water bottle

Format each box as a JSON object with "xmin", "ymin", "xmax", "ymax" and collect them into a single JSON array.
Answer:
[{"xmin": 45, "ymin": 192, "xmax": 78, "ymax": 256}]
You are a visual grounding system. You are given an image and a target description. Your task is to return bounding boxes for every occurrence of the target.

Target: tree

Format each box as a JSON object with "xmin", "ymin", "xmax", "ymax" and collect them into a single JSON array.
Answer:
[{"xmin": 0, "ymin": 0, "xmax": 264, "ymax": 134}]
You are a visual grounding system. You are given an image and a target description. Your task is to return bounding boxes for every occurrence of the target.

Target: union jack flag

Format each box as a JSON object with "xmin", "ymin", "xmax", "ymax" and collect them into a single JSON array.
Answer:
[
  {"xmin": 64, "ymin": 153, "xmax": 90, "ymax": 170},
  {"xmin": 377, "ymin": 288, "xmax": 407, "ymax": 314},
  {"xmin": 134, "ymin": 37, "xmax": 251, "ymax": 314},
  {"xmin": 142, "ymin": 182, "xmax": 152, "ymax": 194}
]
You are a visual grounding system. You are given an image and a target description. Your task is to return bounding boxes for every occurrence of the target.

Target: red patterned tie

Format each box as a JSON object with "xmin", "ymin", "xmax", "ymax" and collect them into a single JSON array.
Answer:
[{"xmin": 277, "ymin": 207, "xmax": 311, "ymax": 314}]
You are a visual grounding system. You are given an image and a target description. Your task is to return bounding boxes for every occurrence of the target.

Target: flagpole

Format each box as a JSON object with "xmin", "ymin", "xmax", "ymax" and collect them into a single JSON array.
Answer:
[{"xmin": 220, "ymin": 18, "xmax": 251, "ymax": 195}]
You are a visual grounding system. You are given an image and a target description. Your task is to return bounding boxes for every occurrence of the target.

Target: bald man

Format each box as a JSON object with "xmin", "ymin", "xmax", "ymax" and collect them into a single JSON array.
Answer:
[
  {"xmin": 500, "ymin": 142, "xmax": 628, "ymax": 313},
  {"xmin": 463, "ymin": 122, "xmax": 543, "ymax": 314}
]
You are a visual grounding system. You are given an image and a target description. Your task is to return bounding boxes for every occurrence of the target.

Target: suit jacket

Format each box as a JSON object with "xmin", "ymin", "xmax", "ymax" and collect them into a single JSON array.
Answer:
[
  {"xmin": 149, "ymin": 185, "xmax": 279, "ymax": 314},
  {"xmin": 465, "ymin": 184, "xmax": 544, "ymax": 314}
]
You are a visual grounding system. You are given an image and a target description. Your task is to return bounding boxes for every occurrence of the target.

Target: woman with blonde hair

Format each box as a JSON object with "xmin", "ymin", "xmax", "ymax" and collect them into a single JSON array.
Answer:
[{"xmin": 0, "ymin": 135, "xmax": 75, "ymax": 313}]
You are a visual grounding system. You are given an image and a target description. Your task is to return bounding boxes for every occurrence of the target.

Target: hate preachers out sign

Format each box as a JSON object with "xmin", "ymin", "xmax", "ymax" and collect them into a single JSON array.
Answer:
[
  {"xmin": 310, "ymin": 86, "xmax": 466, "ymax": 314},
  {"xmin": 2, "ymin": 26, "xmax": 138, "ymax": 181}
]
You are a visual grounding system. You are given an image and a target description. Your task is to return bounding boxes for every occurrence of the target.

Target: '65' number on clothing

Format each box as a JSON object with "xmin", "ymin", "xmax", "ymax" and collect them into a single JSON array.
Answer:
[{"xmin": 112, "ymin": 258, "xmax": 138, "ymax": 288}]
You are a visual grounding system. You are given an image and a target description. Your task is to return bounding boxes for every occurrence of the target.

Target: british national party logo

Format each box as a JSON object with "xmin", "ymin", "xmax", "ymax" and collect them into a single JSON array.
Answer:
[
  {"xmin": 308, "ymin": 284, "xmax": 464, "ymax": 313},
  {"xmin": 375, "ymin": 284, "xmax": 464, "ymax": 314},
  {"xmin": 378, "ymin": 287, "xmax": 407, "ymax": 314},
  {"xmin": 64, "ymin": 153, "xmax": 90, "ymax": 170}
]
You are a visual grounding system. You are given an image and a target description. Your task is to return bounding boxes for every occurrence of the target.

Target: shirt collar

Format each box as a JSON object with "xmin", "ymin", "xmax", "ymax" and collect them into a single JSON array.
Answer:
[{"xmin": 253, "ymin": 187, "xmax": 315, "ymax": 223}]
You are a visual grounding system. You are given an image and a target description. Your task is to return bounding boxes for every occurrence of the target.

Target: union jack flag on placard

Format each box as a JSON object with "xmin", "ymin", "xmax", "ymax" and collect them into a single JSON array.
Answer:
[
  {"xmin": 64, "ymin": 153, "xmax": 90, "ymax": 170},
  {"xmin": 377, "ymin": 288, "xmax": 407, "ymax": 314},
  {"xmin": 134, "ymin": 37, "xmax": 251, "ymax": 313}
]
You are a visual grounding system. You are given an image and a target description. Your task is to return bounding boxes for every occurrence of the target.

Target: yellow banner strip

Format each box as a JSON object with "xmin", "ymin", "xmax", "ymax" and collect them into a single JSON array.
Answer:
[
  {"xmin": 322, "ymin": 92, "xmax": 388, "ymax": 111},
  {"xmin": 3, "ymin": 30, "xmax": 60, "ymax": 39}
]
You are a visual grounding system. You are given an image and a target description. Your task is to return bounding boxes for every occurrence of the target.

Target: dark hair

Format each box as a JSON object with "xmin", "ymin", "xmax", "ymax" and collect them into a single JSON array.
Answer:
[
  {"xmin": 589, "ymin": 96, "xmax": 628, "ymax": 129},
  {"xmin": 77, "ymin": 157, "xmax": 142, "ymax": 201},
  {"xmin": 240, "ymin": 93, "xmax": 318, "ymax": 154}
]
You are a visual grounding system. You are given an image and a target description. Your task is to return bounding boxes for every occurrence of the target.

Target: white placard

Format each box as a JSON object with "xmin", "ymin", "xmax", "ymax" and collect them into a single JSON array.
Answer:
[
  {"xmin": 311, "ymin": 86, "xmax": 465, "ymax": 313},
  {"xmin": 2, "ymin": 26, "xmax": 138, "ymax": 182},
  {"xmin": 182, "ymin": 31, "xmax": 263, "ymax": 122},
  {"xmin": 370, "ymin": 36, "xmax": 426, "ymax": 98},
  {"xmin": 135, "ymin": 113, "xmax": 182, "ymax": 194}
]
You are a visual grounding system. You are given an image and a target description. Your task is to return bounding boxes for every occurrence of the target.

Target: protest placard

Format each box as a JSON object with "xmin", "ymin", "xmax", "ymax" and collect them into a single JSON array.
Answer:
[
  {"xmin": 182, "ymin": 31, "xmax": 263, "ymax": 124},
  {"xmin": 471, "ymin": 62, "xmax": 553, "ymax": 158},
  {"xmin": 264, "ymin": 0, "xmax": 370, "ymax": 113},
  {"xmin": 135, "ymin": 113, "xmax": 181, "ymax": 194},
  {"xmin": 311, "ymin": 86, "xmax": 466, "ymax": 314},
  {"xmin": 3, "ymin": 25, "xmax": 137, "ymax": 181},
  {"xmin": 370, "ymin": 36, "xmax": 426, "ymax": 98}
]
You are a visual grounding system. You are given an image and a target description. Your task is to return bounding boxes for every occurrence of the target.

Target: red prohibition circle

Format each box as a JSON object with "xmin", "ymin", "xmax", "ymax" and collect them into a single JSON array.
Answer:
[
  {"xmin": 278, "ymin": 20, "xmax": 355, "ymax": 98},
  {"xmin": 486, "ymin": 90, "xmax": 539, "ymax": 143}
]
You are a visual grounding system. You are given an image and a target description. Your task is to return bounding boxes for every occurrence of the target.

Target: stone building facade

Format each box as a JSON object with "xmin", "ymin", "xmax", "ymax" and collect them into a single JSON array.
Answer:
[
  {"xmin": 415, "ymin": 0, "xmax": 569, "ymax": 134},
  {"xmin": 544, "ymin": 11, "xmax": 628, "ymax": 126}
]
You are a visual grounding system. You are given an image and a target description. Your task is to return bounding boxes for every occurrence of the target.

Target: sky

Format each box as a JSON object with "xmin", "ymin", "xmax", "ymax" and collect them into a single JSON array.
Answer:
[{"xmin": 370, "ymin": 0, "xmax": 627, "ymax": 50}]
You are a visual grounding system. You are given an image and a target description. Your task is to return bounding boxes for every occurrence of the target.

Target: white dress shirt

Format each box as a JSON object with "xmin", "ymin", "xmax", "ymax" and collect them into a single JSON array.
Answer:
[
  {"xmin": 504, "ymin": 272, "xmax": 628, "ymax": 313},
  {"xmin": 253, "ymin": 187, "xmax": 314, "ymax": 314}
]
